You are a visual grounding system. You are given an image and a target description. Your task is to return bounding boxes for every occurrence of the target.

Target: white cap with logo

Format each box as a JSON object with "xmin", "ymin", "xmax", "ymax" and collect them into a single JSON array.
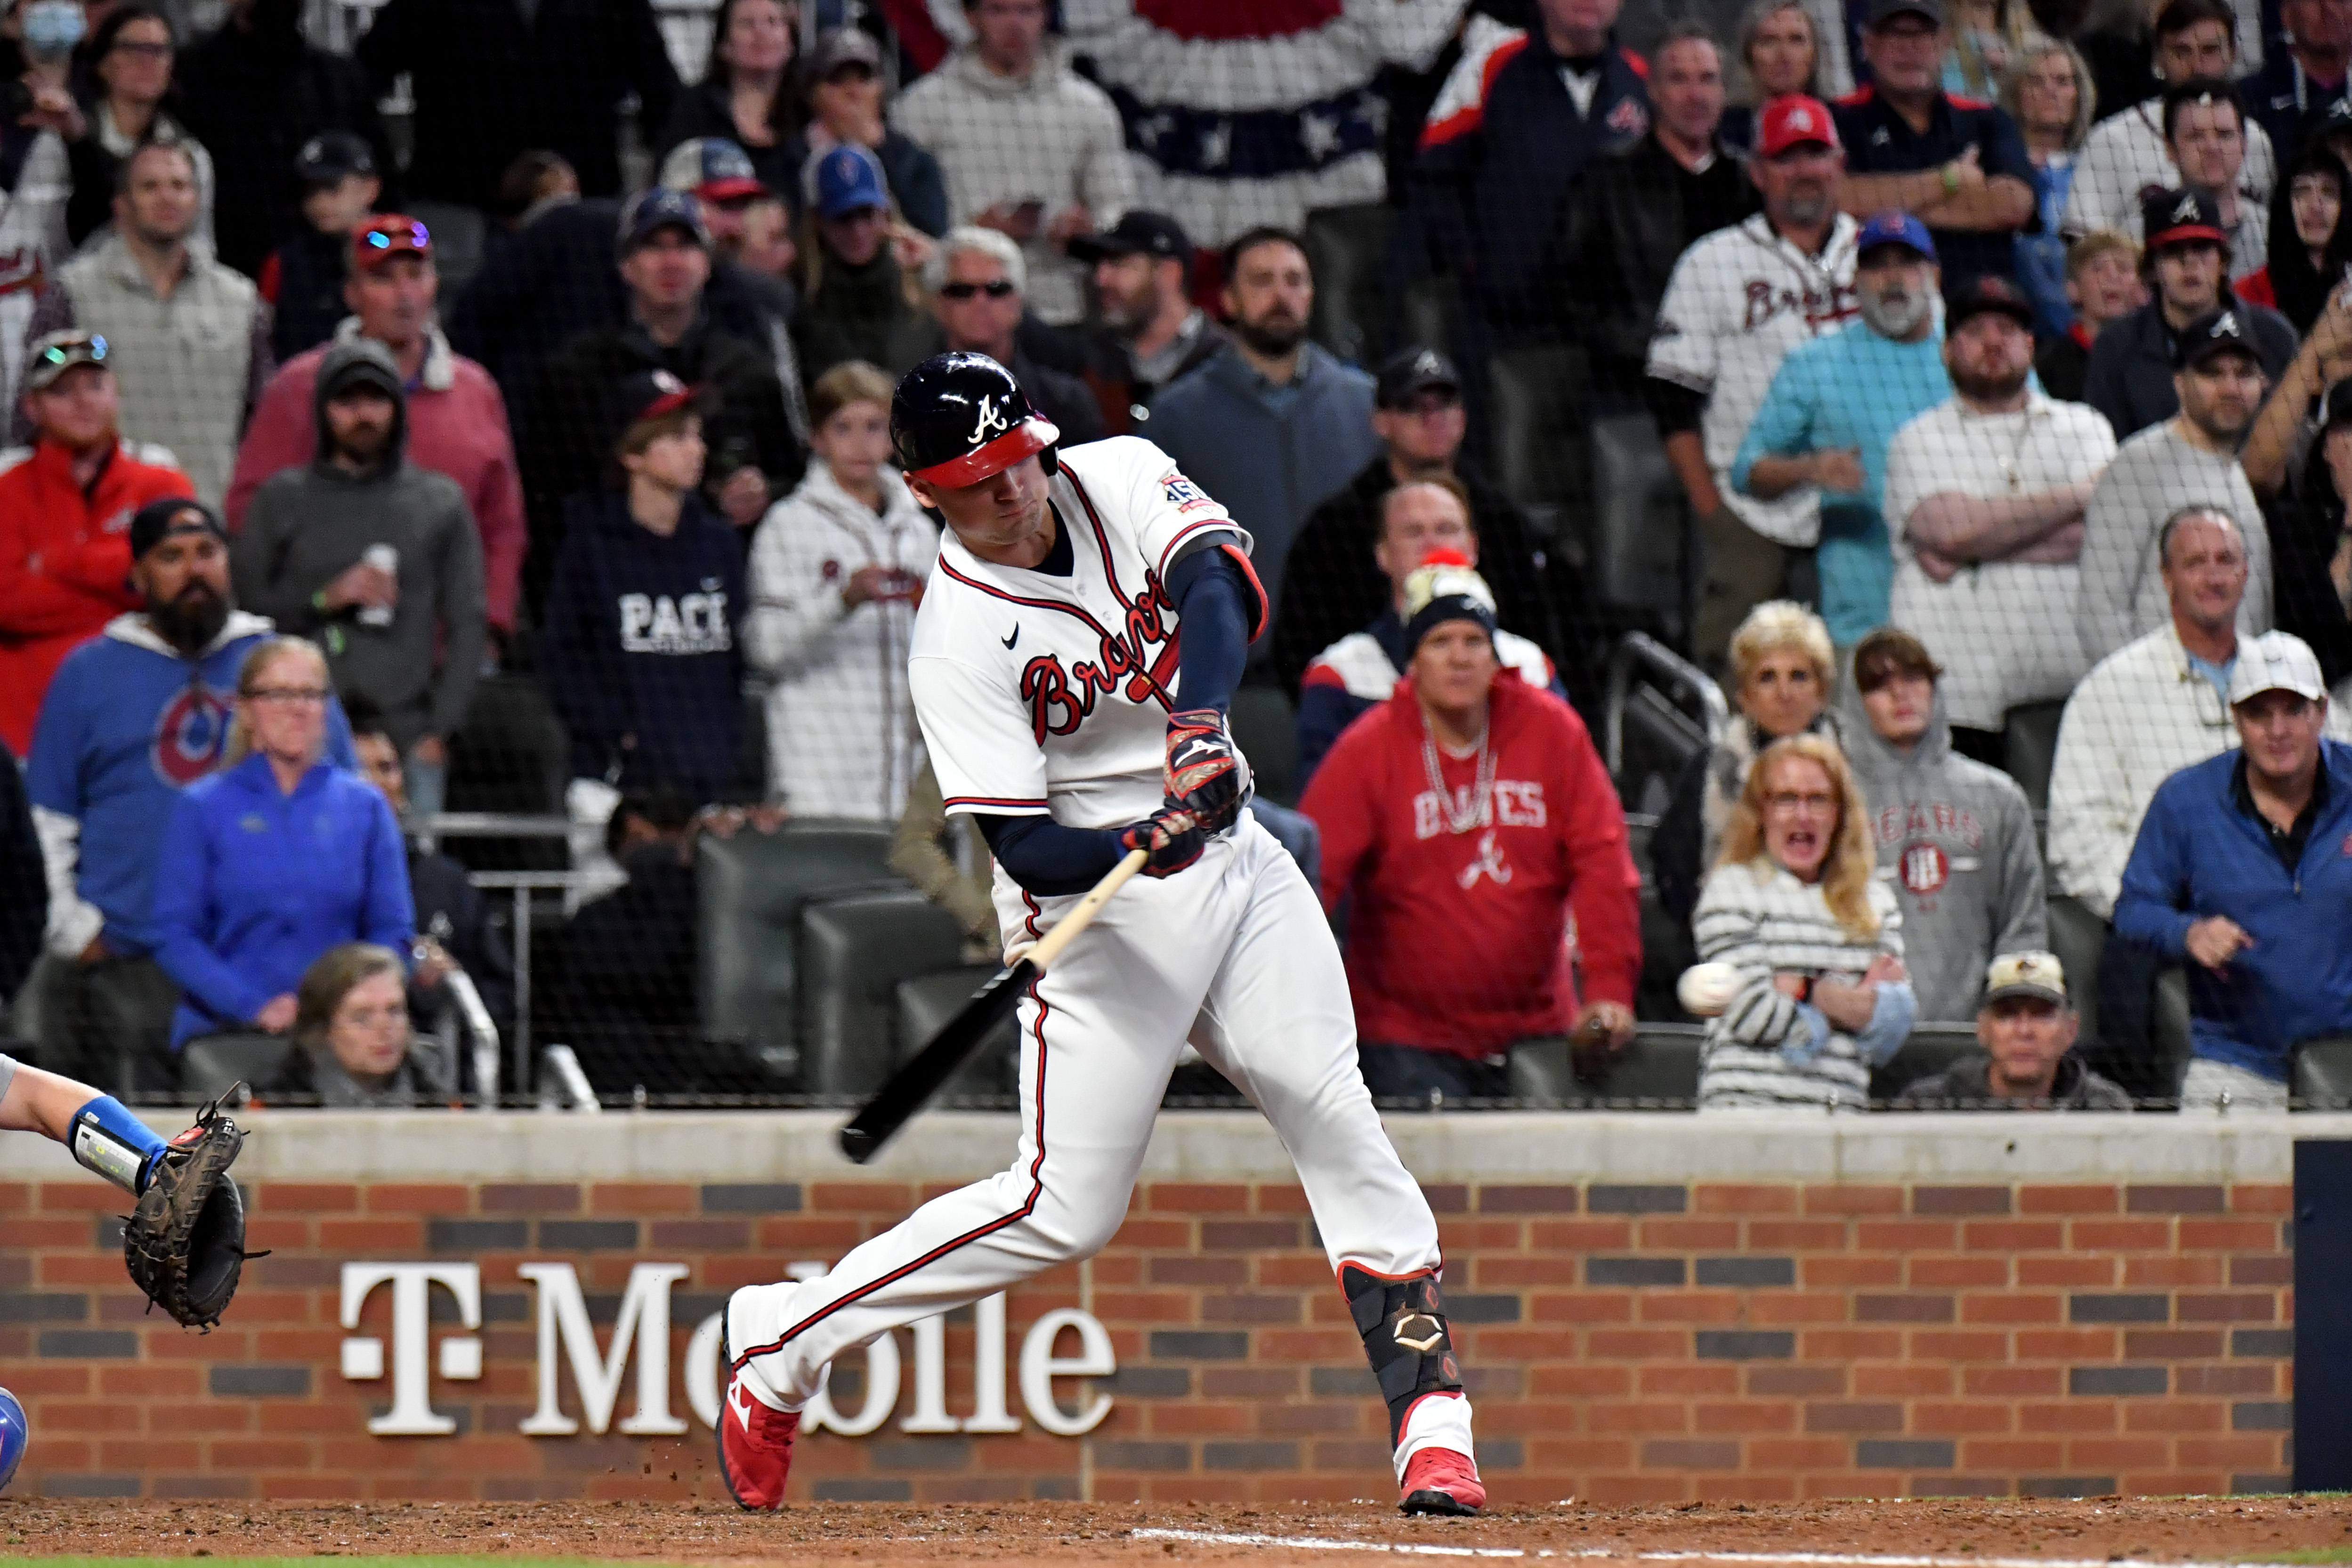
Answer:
[
  {"xmin": 1983, "ymin": 950, "xmax": 2067, "ymax": 1007},
  {"xmin": 2226, "ymin": 630, "xmax": 2329, "ymax": 707}
]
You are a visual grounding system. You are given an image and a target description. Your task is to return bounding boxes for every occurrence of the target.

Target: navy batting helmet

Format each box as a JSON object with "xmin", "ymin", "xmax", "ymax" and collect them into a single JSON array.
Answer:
[{"xmin": 891, "ymin": 352, "xmax": 1060, "ymax": 487}]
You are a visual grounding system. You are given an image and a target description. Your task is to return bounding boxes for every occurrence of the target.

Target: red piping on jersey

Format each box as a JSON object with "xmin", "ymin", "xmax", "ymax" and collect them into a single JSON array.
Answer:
[
  {"xmin": 908, "ymin": 418, "xmax": 1059, "ymax": 487},
  {"xmin": 730, "ymin": 978, "xmax": 1055, "ymax": 1371},
  {"xmin": 943, "ymin": 794, "xmax": 1050, "ymax": 810},
  {"xmin": 1061, "ymin": 471, "xmax": 1135, "ymax": 612}
]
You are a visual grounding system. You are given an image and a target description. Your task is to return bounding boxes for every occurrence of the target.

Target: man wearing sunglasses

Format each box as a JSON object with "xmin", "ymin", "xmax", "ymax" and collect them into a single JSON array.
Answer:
[
  {"xmin": 920, "ymin": 225, "xmax": 1103, "ymax": 446},
  {"xmin": 0, "ymin": 330, "xmax": 192, "ymax": 758}
]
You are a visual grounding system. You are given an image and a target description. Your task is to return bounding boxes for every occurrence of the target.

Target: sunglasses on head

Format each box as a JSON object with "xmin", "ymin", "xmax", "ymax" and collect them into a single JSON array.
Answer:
[{"xmin": 941, "ymin": 279, "xmax": 1018, "ymax": 300}]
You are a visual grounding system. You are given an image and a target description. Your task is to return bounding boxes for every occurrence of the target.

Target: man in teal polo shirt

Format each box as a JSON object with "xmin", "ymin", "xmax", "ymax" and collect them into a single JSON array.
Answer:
[{"xmin": 1732, "ymin": 212, "xmax": 1956, "ymax": 646}]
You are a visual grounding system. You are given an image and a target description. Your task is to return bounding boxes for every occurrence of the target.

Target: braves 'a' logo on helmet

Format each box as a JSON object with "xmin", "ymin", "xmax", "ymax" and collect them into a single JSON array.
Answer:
[{"xmin": 969, "ymin": 395, "xmax": 1009, "ymax": 445}]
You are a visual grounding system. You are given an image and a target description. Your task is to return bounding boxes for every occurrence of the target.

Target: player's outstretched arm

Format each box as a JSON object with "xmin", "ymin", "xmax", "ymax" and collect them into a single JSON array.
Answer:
[
  {"xmin": 0, "ymin": 1061, "xmax": 170, "ymax": 1194},
  {"xmin": 1161, "ymin": 544, "xmax": 1255, "ymax": 833}
]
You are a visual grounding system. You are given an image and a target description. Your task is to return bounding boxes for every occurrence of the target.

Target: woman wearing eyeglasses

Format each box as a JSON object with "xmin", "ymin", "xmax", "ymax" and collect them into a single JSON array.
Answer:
[
  {"xmin": 148, "ymin": 637, "xmax": 415, "ymax": 1065},
  {"xmin": 1692, "ymin": 733, "xmax": 1915, "ymax": 1111},
  {"xmin": 62, "ymin": 6, "xmax": 215, "ymax": 252}
]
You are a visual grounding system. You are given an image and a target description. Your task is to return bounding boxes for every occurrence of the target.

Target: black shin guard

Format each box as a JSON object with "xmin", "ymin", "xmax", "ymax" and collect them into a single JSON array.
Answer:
[{"xmin": 1341, "ymin": 1263, "xmax": 1463, "ymax": 1447}]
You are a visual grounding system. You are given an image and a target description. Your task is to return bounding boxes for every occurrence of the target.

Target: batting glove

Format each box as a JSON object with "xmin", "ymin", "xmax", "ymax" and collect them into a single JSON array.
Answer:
[
  {"xmin": 1163, "ymin": 708, "xmax": 1245, "ymax": 835},
  {"xmin": 1120, "ymin": 805, "xmax": 1205, "ymax": 878}
]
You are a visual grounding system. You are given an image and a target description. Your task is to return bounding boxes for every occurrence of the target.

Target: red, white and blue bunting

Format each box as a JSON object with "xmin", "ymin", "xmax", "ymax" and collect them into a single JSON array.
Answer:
[{"xmin": 881, "ymin": 0, "xmax": 1466, "ymax": 248}]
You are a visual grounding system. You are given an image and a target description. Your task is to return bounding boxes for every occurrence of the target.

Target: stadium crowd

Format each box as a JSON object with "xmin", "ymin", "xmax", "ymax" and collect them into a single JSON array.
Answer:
[{"xmin": 0, "ymin": 0, "xmax": 2348, "ymax": 1111}]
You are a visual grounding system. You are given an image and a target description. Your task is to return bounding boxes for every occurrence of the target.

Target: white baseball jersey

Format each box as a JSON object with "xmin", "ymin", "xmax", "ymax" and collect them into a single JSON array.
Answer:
[
  {"xmin": 909, "ymin": 434, "xmax": 1253, "ymax": 832},
  {"xmin": 2062, "ymin": 97, "xmax": 2275, "ymax": 248},
  {"xmin": 1647, "ymin": 210, "xmax": 1861, "ymax": 548}
]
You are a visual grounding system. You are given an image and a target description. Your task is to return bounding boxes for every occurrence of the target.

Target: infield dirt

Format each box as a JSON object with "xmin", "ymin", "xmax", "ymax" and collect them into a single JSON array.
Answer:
[{"xmin": 0, "ymin": 1495, "xmax": 2349, "ymax": 1565}]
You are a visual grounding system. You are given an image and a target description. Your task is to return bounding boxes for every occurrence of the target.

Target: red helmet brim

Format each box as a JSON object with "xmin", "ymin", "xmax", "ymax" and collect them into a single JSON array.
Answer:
[{"xmin": 906, "ymin": 417, "xmax": 1059, "ymax": 487}]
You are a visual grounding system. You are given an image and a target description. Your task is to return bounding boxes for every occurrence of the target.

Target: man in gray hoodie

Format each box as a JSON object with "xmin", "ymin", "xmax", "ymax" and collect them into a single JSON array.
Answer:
[
  {"xmin": 1839, "ymin": 627, "xmax": 2047, "ymax": 1023},
  {"xmin": 229, "ymin": 338, "xmax": 486, "ymax": 819}
]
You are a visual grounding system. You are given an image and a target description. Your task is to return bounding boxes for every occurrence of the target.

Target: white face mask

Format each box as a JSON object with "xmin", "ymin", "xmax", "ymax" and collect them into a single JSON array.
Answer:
[{"xmin": 21, "ymin": 0, "xmax": 83, "ymax": 61}]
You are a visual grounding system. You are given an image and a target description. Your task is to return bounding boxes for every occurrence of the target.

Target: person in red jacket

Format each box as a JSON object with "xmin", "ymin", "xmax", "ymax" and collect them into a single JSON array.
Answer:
[
  {"xmin": 224, "ymin": 216, "xmax": 525, "ymax": 643},
  {"xmin": 0, "ymin": 330, "xmax": 193, "ymax": 756},
  {"xmin": 1302, "ymin": 554, "xmax": 1642, "ymax": 1105}
]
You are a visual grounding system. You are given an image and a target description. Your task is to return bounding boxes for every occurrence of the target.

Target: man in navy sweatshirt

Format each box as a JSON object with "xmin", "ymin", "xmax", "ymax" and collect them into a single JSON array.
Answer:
[
  {"xmin": 2116, "ymin": 630, "xmax": 2352, "ymax": 1108},
  {"xmin": 24, "ymin": 499, "xmax": 355, "ymax": 1092},
  {"xmin": 541, "ymin": 370, "xmax": 747, "ymax": 803}
]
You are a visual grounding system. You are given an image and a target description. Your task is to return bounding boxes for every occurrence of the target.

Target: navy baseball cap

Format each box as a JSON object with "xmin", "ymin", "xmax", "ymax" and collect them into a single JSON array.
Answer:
[
  {"xmin": 812, "ymin": 144, "xmax": 889, "ymax": 221},
  {"xmin": 617, "ymin": 187, "xmax": 710, "ymax": 255},
  {"xmin": 128, "ymin": 497, "xmax": 223, "ymax": 559},
  {"xmin": 1856, "ymin": 211, "xmax": 1937, "ymax": 264},
  {"xmin": 294, "ymin": 130, "xmax": 375, "ymax": 189},
  {"xmin": 2174, "ymin": 307, "xmax": 2260, "ymax": 371},
  {"xmin": 657, "ymin": 137, "xmax": 769, "ymax": 203},
  {"xmin": 609, "ymin": 368, "xmax": 708, "ymax": 449},
  {"xmin": 1944, "ymin": 273, "xmax": 2036, "ymax": 331},
  {"xmin": 1067, "ymin": 210, "xmax": 1192, "ymax": 265},
  {"xmin": 2143, "ymin": 187, "xmax": 2228, "ymax": 251},
  {"xmin": 1376, "ymin": 347, "xmax": 1462, "ymax": 409},
  {"xmin": 1867, "ymin": 0, "xmax": 1944, "ymax": 24}
]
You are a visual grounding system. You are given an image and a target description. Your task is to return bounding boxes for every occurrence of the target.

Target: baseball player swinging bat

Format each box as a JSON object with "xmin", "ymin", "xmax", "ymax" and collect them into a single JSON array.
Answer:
[{"xmin": 837, "ymin": 845, "xmax": 1149, "ymax": 1163}]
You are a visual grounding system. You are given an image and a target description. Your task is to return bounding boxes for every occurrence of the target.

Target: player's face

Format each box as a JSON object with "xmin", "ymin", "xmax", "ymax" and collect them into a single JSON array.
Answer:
[
  {"xmin": 1373, "ymin": 485, "xmax": 1477, "ymax": 596},
  {"xmin": 1409, "ymin": 621, "xmax": 1500, "ymax": 714},
  {"xmin": 1859, "ymin": 667, "xmax": 1933, "ymax": 748},
  {"xmin": 328, "ymin": 968, "xmax": 412, "ymax": 1082},
  {"xmin": 352, "ymin": 732, "xmax": 407, "ymax": 812},
  {"xmin": 2156, "ymin": 17, "xmax": 2233, "ymax": 81},
  {"xmin": 1759, "ymin": 754, "xmax": 1838, "ymax": 881},
  {"xmin": 1745, "ymin": 3, "xmax": 1815, "ymax": 98},
  {"xmin": 913, "ymin": 453, "xmax": 1053, "ymax": 558},
  {"xmin": 2158, "ymin": 512, "xmax": 2248, "ymax": 632},
  {"xmin": 1979, "ymin": 997, "xmax": 2075, "ymax": 1091},
  {"xmin": 2168, "ymin": 101, "xmax": 2244, "ymax": 190},
  {"xmin": 27, "ymin": 363, "xmax": 118, "ymax": 450},
  {"xmin": 811, "ymin": 398, "xmax": 892, "ymax": 487},
  {"xmin": 2233, "ymin": 688, "xmax": 2327, "ymax": 783},
  {"xmin": 1738, "ymin": 645, "xmax": 1826, "ymax": 740}
]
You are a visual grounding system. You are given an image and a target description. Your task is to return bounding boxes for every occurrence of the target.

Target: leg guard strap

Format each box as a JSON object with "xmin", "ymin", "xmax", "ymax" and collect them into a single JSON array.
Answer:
[{"xmin": 1341, "ymin": 1263, "xmax": 1463, "ymax": 1447}]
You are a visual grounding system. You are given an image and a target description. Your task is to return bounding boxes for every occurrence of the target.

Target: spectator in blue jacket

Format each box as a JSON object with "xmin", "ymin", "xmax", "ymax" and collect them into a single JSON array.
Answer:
[
  {"xmin": 542, "ymin": 370, "xmax": 747, "ymax": 802},
  {"xmin": 1146, "ymin": 227, "xmax": 1380, "ymax": 624},
  {"xmin": 2115, "ymin": 630, "xmax": 2352, "ymax": 1108},
  {"xmin": 151, "ymin": 636, "xmax": 412, "ymax": 1051},
  {"xmin": 26, "ymin": 501, "xmax": 356, "ymax": 1092}
]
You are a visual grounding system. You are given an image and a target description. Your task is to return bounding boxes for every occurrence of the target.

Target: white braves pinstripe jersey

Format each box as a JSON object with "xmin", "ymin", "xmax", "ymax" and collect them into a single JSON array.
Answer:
[{"xmin": 908, "ymin": 435, "xmax": 1254, "ymax": 832}]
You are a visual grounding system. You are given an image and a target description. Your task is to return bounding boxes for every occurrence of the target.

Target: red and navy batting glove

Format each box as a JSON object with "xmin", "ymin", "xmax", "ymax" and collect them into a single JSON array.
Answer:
[
  {"xmin": 1164, "ymin": 708, "xmax": 1244, "ymax": 835},
  {"xmin": 1120, "ymin": 805, "xmax": 1205, "ymax": 878}
]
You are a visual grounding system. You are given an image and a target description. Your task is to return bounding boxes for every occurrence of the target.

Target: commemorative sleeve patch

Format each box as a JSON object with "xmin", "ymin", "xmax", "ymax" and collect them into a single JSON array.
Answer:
[{"xmin": 1161, "ymin": 469, "xmax": 1217, "ymax": 513}]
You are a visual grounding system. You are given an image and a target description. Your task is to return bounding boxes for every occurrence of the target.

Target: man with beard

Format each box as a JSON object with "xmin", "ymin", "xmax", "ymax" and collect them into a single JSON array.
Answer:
[
  {"xmin": 23, "ymin": 498, "xmax": 357, "ymax": 1091},
  {"xmin": 1068, "ymin": 210, "xmax": 1228, "ymax": 432},
  {"xmin": 1732, "ymin": 213, "xmax": 1953, "ymax": 648},
  {"xmin": 0, "ymin": 331, "xmax": 192, "ymax": 758},
  {"xmin": 2078, "ymin": 308, "xmax": 2273, "ymax": 664},
  {"xmin": 2085, "ymin": 189, "xmax": 2295, "ymax": 441},
  {"xmin": 1646, "ymin": 94, "xmax": 1859, "ymax": 669},
  {"xmin": 231, "ymin": 339, "xmax": 485, "ymax": 821},
  {"xmin": 1146, "ymin": 227, "xmax": 1381, "ymax": 617},
  {"xmin": 1883, "ymin": 275, "xmax": 2118, "ymax": 765}
]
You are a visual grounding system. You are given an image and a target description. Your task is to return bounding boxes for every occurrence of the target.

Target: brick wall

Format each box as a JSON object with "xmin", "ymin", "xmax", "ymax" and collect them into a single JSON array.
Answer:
[{"xmin": 0, "ymin": 1171, "xmax": 2294, "ymax": 1503}]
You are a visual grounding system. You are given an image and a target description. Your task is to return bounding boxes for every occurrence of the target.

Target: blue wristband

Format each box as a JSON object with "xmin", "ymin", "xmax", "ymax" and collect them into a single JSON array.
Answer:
[{"xmin": 68, "ymin": 1095, "xmax": 168, "ymax": 1195}]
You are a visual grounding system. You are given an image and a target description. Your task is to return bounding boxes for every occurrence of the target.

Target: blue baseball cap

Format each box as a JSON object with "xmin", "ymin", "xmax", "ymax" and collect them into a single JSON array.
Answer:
[
  {"xmin": 813, "ymin": 144, "xmax": 889, "ymax": 221},
  {"xmin": 1856, "ymin": 211, "xmax": 1936, "ymax": 263},
  {"xmin": 617, "ymin": 187, "xmax": 710, "ymax": 256}
]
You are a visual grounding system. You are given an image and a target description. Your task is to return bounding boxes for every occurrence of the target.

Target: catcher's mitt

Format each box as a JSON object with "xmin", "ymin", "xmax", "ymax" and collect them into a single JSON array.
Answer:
[{"xmin": 123, "ymin": 1088, "xmax": 259, "ymax": 1330}]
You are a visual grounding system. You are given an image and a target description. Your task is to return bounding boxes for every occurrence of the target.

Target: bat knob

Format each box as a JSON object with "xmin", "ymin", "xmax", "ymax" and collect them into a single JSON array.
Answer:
[{"xmin": 837, "ymin": 1124, "xmax": 878, "ymax": 1164}]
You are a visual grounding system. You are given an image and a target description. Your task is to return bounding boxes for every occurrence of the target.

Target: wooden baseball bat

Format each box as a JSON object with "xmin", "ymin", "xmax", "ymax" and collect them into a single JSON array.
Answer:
[{"xmin": 836, "ymin": 846, "xmax": 1151, "ymax": 1164}]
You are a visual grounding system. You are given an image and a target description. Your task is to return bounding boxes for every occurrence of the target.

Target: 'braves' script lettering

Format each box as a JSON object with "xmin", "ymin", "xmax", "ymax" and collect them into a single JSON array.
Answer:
[{"xmin": 1019, "ymin": 575, "xmax": 1178, "ymax": 741}]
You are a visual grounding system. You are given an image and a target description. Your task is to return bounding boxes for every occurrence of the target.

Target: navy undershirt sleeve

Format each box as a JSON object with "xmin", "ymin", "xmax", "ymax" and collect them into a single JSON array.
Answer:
[
  {"xmin": 977, "ymin": 813, "xmax": 1124, "ymax": 897},
  {"xmin": 1164, "ymin": 542, "xmax": 1248, "ymax": 716}
]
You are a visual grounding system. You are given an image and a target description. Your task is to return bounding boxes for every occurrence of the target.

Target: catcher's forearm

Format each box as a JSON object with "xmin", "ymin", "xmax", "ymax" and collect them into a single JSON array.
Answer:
[{"xmin": 61, "ymin": 1083, "xmax": 166, "ymax": 1193}]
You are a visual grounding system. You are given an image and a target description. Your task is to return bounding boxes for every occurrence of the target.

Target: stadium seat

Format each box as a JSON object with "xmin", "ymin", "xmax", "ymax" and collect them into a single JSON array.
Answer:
[
  {"xmin": 2152, "ymin": 967, "xmax": 2194, "ymax": 1099},
  {"xmin": 896, "ymin": 966, "xmax": 1021, "ymax": 1101},
  {"xmin": 1590, "ymin": 413, "xmax": 1686, "ymax": 619},
  {"xmin": 1229, "ymin": 686, "xmax": 1300, "ymax": 806},
  {"xmin": 2294, "ymin": 1036, "xmax": 2352, "ymax": 1107},
  {"xmin": 1547, "ymin": 1023, "xmax": 1702, "ymax": 1107},
  {"xmin": 798, "ymin": 889, "xmax": 968, "ymax": 1097},
  {"xmin": 1302, "ymin": 202, "xmax": 1394, "ymax": 368},
  {"xmin": 180, "ymin": 1033, "xmax": 295, "ymax": 1104},
  {"xmin": 1485, "ymin": 345, "xmax": 1587, "ymax": 514},
  {"xmin": 2002, "ymin": 700, "xmax": 2067, "ymax": 815},
  {"xmin": 1872, "ymin": 1023, "xmax": 1979, "ymax": 1102},
  {"xmin": 696, "ymin": 820, "xmax": 900, "ymax": 1082},
  {"xmin": 2045, "ymin": 895, "xmax": 2108, "ymax": 1051}
]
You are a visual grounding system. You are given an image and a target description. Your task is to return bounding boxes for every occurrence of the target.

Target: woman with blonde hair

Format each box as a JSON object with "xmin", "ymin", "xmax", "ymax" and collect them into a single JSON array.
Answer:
[
  {"xmin": 150, "ymin": 638, "xmax": 412, "ymax": 1053},
  {"xmin": 1692, "ymin": 733, "xmax": 1916, "ymax": 1111},
  {"xmin": 1722, "ymin": 0, "xmax": 1832, "ymax": 153},
  {"xmin": 264, "ymin": 943, "xmax": 450, "ymax": 1107},
  {"xmin": 1655, "ymin": 601, "xmax": 1842, "ymax": 925}
]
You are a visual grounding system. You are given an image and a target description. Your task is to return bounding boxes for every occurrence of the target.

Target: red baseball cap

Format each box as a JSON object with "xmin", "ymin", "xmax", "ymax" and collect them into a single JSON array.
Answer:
[
  {"xmin": 1756, "ymin": 95, "xmax": 1841, "ymax": 158},
  {"xmin": 353, "ymin": 214, "xmax": 431, "ymax": 272}
]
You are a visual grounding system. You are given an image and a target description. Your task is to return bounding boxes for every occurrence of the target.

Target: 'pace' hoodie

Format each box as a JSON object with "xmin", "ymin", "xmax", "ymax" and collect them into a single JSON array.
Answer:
[{"xmin": 1835, "ymin": 663, "xmax": 2047, "ymax": 1022}]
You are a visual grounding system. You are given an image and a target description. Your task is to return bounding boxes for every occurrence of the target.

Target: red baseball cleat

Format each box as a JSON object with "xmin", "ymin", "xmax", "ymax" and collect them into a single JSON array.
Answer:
[
  {"xmin": 717, "ymin": 1325, "xmax": 800, "ymax": 1511},
  {"xmin": 1399, "ymin": 1446, "xmax": 1485, "ymax": 1516}
]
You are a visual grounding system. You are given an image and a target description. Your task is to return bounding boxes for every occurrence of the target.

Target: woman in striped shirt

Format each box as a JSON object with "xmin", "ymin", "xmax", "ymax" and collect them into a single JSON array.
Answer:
[{"xmin": 1694, "ymin": 734, "xmax": 1918, "ymax": 1111}]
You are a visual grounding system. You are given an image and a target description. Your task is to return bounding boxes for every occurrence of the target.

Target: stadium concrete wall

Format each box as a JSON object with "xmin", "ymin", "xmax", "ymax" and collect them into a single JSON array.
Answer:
[{"xmin": 0, "ymin": 1111, "xmax": 2314, "ymax": 1503}]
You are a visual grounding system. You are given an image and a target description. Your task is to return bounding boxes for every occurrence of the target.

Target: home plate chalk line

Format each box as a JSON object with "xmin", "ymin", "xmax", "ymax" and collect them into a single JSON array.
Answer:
[{"xmin": 1126, "ymin": 1532, "xmax": 2296, "ymax": 1568}]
